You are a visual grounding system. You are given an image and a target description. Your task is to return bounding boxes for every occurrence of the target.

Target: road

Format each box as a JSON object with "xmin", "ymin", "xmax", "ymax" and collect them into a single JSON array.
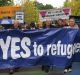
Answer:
[{"xmin": 0, "ymin": 62, "xmax": 80, "ymax": 75}]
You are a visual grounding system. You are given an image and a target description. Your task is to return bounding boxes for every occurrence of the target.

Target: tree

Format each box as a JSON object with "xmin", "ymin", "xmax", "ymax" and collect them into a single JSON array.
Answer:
[
  {"xmin": 0, "ymin": 0, "xmax": 13, "ymax": 6},
  {"xmin": 36, "ymin": 2, "xmax": 45, "ymax": 10},
  {"xmin": 44, "ymin": 4, "xmax": 53, "ymax": 9},
  {"xmin": 35, "ymin": 1, "xmax": 53, "ymax": 10},
  {"xmin": 64, "ymin": 0, "xmax": 80, "ymax": 16},
  {"xmin": 22, "ymin": 1, "xmax": 39, "ymax": 23}
]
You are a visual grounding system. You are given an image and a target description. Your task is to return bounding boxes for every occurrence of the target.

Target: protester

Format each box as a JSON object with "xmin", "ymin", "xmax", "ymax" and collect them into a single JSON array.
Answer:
[
  {"xmin": 64, "ymin": 18, "xmax": 79, "ymax": 73},
  {"xmin": 37, "ymin": 21, "xmax": 43, "ymax": 29},
  {"xmin": 9, "ymin": 20, "xmax": 21, "ymax": 75},
  {"xmin": 21, "ymin": 22, "xmax": 30, "ymax": 30},
  {"xmin": 12, "ymin": 20, "xmax": 21, "ymax": 29},
  {"xmin": 30, "ymin": 21, "xmax": 37, "ymax": 30},
  {"xmin": 62, "ymin": 19, "xmax": 68, "ymax": 27},
  {"xmin": 41, "ymin": 20, "xmax": 53, "ymax": 73},
  {"xmin": 56, "ymin": 19, "xmax": 64, "ymax": 28},
  {"xmin": 44, "ymin": 20, "xmax": 55, "ymax": 28},
  {"xmin": 46, "ymin": 20, "xmax": 52, "ymax": 28},
  {"xmin": 25, "ymin": 22, "xmax": 30, "ymax": 30},
  {"xmin": 64, "ymin": 18, "xmax": 79, "ymax": 28}
]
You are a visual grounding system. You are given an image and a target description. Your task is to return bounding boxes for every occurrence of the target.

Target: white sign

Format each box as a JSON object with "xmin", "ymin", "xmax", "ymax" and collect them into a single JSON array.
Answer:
[
  {"xmin": 39, "ymin": 8, "xmax": 71, "ymax": 21},
  {"xmin": 16, "ymin": 11, "xmax": 24, "ymax": 23}
]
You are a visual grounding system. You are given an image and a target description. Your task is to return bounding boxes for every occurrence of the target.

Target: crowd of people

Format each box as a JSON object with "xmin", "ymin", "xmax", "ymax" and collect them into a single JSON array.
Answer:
[
  {"xmin": 21, "ymin": 18, "xmax": 78, "ymax": 30},
  {"xmin": 0, "ymin": 17, "xmax": 79, "ymax": 75},
  {"xmin": 0, "ymin": 17, "xmax": 79, "ymax": 30},
  {"xmin": 23, "ymin": 17, "xmax": 79, "ymax": 30}
]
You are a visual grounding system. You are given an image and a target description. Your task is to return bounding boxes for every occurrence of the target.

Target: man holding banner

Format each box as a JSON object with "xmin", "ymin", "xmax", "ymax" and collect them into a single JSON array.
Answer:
[
  {"xmin": 3, "ymin": 20, "xmax": 21, "ymax": 75},
  {"xmin": 64, "ymin": 17, "xmax": 79, "ymax": 73}
]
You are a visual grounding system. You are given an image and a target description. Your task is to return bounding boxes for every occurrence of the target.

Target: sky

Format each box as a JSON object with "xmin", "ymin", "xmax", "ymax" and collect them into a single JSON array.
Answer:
[
  {"xmin": 14, "ymin": 0, "xmax": 66, "ymax": 8},
  {"xmin": 37, "ymin": 0, "xmax": 66, "ymax": 8}
]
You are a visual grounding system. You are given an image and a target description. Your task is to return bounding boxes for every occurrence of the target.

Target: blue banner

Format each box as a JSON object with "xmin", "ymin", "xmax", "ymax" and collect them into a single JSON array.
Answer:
[{"xmin": 0, "ymin": 28, "xmax": 80, "ymax": 69}]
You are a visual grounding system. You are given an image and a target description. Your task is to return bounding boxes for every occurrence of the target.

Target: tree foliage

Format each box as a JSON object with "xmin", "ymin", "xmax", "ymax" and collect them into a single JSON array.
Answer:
[
  {"xmin": 22, "ymin": 1, "xmax": 39, "ymax": 23},
  {"xmin": 35, "ymin": 2, "xmax": 53, "ymax": 10},
  {"xmin": 64, "ymin": 0, "xmax": 80, "ymax": 16},
  {"xmin": 0, "ymin": 0, "xmax": 13, "ymax": 6}
]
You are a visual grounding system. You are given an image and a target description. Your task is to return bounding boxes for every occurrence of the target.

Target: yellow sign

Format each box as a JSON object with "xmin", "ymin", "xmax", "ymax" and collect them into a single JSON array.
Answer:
[{"xmin": 0, "ymin": 6, "xmax": 21, "ymax": 18}]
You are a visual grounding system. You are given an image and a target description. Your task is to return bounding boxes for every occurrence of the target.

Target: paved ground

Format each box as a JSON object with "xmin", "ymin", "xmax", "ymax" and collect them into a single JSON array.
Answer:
[{"xmin": 0, "ymin": 62, "xmax": 80, "ymax": 75}]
